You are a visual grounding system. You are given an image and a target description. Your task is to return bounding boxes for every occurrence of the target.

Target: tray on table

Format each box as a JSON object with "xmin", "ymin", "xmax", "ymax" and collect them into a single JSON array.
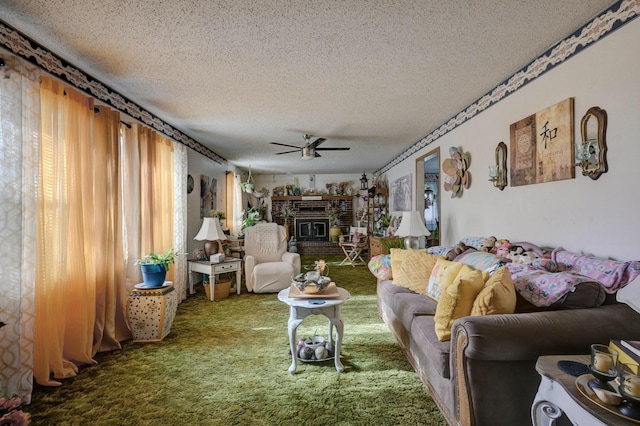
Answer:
[{"xmin": 288, "ymin": 282, "xmax": 340, "ymax": 299}]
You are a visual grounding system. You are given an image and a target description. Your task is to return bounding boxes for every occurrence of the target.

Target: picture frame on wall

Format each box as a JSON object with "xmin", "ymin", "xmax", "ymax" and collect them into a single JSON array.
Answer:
[
  {"xmin": 391, "ymin": 174, "xmax": 412, "ymax": 212},
  {"xmin": 510, "ymin": 97, "xmax": 575, "ymax": 186}
]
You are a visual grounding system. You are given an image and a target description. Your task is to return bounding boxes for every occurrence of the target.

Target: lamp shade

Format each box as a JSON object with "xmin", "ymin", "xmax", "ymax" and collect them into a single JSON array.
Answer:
[
  {"xmin": 194, "ymin": 217, "xmax": 228, "ymax": 258},
  {"xmin": 395, "ymin": 211, "xmax": 431, "ymax": 238},
  {"xmin": 194, "ymin": 217, "xmax": 228, "ymax": 242},
  {"xmin": 395, "ymin": 211, "xmax": 430, "ymax": 249}
]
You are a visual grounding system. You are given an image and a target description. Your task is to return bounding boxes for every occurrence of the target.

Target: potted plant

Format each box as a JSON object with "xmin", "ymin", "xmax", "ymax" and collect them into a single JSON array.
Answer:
[
  {"xmin": 240, "ymin": 207, "xmax": 261, "ymax": 234},
  {"xmin": 377, "ymin": 214, "xmax": 392, "ymax": 236},
  {"xmin": 326, "ymin": 202, "xmax": 341, "ymax": 242},
  {"xmin": 136, "ymin": 248, "xmax": 175, "ymax": 288},
  {"xmin": 281, "ymin": 202, "xmax": 296, "ymax": 240}
]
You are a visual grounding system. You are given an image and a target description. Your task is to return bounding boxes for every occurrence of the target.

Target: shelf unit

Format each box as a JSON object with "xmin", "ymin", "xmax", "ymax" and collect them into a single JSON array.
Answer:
[{"xmin": 367, "ymin": 187, "xmax": 388, "ymax": 237}]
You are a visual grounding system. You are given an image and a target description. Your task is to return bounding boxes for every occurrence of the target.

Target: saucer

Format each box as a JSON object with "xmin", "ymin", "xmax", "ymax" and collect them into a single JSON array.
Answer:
[{"xmin": 134, "ymin": 282, "xmax": 170, "ymax": 290}]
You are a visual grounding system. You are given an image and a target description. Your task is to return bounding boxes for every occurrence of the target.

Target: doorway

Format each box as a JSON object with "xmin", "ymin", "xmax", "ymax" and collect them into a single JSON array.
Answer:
[{"xmin": 415, "ymin": 147, "xmax": 440, "ymax": 246}]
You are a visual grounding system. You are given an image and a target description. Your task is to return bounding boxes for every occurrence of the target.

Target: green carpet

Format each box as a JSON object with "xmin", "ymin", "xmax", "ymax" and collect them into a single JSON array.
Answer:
[{"xmin": 25, "ymin": 256, "xmax": 446, "ymax": 425}]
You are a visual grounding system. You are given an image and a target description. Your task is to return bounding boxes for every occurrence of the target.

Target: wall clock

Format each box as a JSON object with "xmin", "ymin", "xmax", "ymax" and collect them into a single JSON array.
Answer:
[{"xmin": 187, "ymin": 174, "xmax": 194, "ymax": 194}]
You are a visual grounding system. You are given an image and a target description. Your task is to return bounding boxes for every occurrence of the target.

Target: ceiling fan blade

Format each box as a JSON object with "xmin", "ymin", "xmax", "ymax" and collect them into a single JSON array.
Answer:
[
  {"xmin": 275, "ymin": 150, "xmax": 300, "ymax": 155},
  {"xmin": 270, "ymin": 142, "xmax": 302, "ymax": 149},
  {"xmin": 315, "ymin": 147, "xmax": 351, "ymax": 151},
  {"xmin": 315, "ymin": 151, "xmax": 322, "ymax": 157},
  {"xmin": 309, "ymin": 138, "xmax": 326, "ymax": 149}
]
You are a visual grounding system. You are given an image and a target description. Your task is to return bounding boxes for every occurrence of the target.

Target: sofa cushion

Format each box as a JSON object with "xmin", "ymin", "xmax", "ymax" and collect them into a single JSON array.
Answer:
[
  {"xmin": 391, "ymin": 293, "xmax": 438, "ymax": 348},
  {"xmin": 435, "ymin": 265, "xmax": 486, "ymax": 341},
  {"xmin": 410, "ymin": 315, "xmax": 452, "ymax": 378},
  {"xmin": 377, "ymin": 278, "xmax": 414, "ymax": 302},
  {"xmin": 471, "ymin": 266, "xmax": 516, "ymax": 316},
  {"xmin": 426, "ymin": 259, "xmax": 464, "ymax": 301},
  {"xmin": 368, "ymin": 254, "xmax": 393, "ymax": 280},
  {"xmin": 391, "ymin": 292, "xmax": 438, "ymax": 319},
  {"xmin": 393, "ymin": 251, "xmax": 441, "ymax": 293}
]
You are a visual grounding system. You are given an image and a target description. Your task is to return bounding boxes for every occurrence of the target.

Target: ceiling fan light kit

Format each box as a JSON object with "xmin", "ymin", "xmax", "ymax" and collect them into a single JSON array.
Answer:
[
  {"xmin": 271, "ymin": 134, "xmax": 350, "ymax": 161},
  {"xmin": 302, "ymin": 146, "xmax": 314, "ymax": 160}
]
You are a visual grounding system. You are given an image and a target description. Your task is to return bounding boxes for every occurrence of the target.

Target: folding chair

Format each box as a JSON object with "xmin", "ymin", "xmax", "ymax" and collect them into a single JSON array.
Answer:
[{"xmin": 339, "ymin": 227, "xmax": 369, "ymax": 267}]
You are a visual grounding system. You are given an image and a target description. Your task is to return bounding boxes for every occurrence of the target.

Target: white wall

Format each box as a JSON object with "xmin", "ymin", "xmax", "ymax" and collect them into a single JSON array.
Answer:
[
  {"xmin": 253, "ymin": 173, "xmax": 368, "ymax": 221},
  {"xmin": 186, "ymin": 150, "xmax": 228, "ymax": 256},
  {"xmin": 384, "ymin": 19, "xmax": 640, "ymax": 261}
]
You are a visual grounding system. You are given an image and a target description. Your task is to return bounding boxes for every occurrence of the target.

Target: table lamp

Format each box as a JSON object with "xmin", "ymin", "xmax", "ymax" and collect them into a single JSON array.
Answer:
[
  {"xmin": 395, "ymin": 211, "xmax": 431, "ymax": 250},
  {"xmin": 194, "ymin": 217, "xmax": 228, "ymax": 259}
]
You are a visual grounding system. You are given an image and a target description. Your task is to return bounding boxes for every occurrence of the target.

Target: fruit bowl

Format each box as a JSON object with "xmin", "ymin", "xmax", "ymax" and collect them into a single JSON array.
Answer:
[{"xmin": 292, "ymin": 275, "xmax": 331, "ymax": 294}]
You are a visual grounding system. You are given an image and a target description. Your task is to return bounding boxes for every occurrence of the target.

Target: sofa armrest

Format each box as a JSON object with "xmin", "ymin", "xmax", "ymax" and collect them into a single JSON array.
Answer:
[
  {"xmin": 453, "ymin": 303, "xmax": 640, "ymax": 362},
  {"xmin": 451, "ymin": 303, "xmax": 640, "ymax": 426},
  {"xmin": 244, "ymin": 255, "xmax": 257, "ymax": 292},
  {"xmin": 282, "ymin": 252, "xmax": 301, "ymax": 275}
]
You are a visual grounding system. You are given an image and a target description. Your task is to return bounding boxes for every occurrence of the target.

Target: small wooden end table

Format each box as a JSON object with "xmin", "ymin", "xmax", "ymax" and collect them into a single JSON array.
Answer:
[
  {"xmin": 277, "ymin": 286, "xmax": 350, "ymax": 375},
  {"xmin": 188, "ymin": 258, "xmax": 242, "ymax": 301},
  {"xmin": 533, "ymin": 354, "xmax": 637, "ymax": 425}
]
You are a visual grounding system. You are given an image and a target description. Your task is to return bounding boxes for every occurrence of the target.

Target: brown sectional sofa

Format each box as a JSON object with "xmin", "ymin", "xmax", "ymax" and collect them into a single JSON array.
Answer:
[{"xmin": 377, "ymin": 265, "xmax": 640, "ymax": 425}]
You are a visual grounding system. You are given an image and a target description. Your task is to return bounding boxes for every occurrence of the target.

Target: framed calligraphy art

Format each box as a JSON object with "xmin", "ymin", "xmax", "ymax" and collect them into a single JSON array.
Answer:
[{"xmin": 510, "ymin": 98, "xmax": 574, "ymax": 186}]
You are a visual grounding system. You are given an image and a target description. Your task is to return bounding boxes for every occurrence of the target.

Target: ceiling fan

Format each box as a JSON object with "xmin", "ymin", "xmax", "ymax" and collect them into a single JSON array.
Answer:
[{"xmin": 270, "ymin": 134, "xmax": 350, "ymax": 160}]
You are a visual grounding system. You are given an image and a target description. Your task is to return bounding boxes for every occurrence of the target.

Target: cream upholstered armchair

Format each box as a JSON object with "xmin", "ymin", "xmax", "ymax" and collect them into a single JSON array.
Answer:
[{"xmin": 243, "ymin": 223, "xmax": 301, "ymax": 293}]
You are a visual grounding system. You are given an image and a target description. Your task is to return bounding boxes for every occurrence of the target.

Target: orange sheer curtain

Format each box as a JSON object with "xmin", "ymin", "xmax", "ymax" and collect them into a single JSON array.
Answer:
[
  {"xmin": 119, "ymin": 124, "xmax": 175, "ymax": 298},
  {"xmin": 138, "ymin": 127, "xmax": 174, "ymax": 282},
  {"xmin": 34, "ymin": 78, "xmax": 125, "ymax": 385},
  {"xmin": 34, "ymin": 77, "xmax": 176, "ymax": 386}
]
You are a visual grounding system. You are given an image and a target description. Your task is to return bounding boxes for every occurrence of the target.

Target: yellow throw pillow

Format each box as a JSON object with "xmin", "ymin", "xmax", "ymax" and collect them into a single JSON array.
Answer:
[
  {"xmin": 426, "ymin": 258, "xmax": 464, "ymax": 301},
  {"xmin": 390, "ymin": 248, "xmax": 427, "ymax": 275},
  {"xmin": 471, "ymin": 266, "xmax": 516, "ymax": 316},
  {"xmin": 392, "ymin": 251, "xmax": 442, "ymax": 293},
  {"xmin": 434, "ymin": 265, "xmax": 486, "ymax": 341}
]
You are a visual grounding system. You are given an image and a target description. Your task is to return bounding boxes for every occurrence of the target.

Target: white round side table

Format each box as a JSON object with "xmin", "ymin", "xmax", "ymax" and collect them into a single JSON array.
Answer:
[{"xmin": 277, "ymin": 286, "xmax": 350, "ymax": 375}]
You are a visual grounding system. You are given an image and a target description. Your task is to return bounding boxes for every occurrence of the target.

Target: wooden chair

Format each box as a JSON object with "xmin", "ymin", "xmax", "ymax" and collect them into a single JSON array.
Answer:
[{"xmin": 339, "ymin": 227, "xmax": 369, "ymax": 267}]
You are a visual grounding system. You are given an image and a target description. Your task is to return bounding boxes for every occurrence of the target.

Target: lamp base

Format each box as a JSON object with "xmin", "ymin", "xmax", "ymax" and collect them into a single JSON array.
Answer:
[
  {"xmin": 404, "ymin": 236, "xmax": 420, "ymax": 250},
  {"xmin": 204, "ymin": 241, "xmax": 216, "ymax": 260},
  {"xmin": 204, "ymin": 240, "xmax": 225, "ymax": 260}
]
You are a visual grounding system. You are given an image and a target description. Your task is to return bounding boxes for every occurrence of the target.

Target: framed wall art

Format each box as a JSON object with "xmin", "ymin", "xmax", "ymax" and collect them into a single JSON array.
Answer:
[
  {"xmin": 391, "ymin": 174, "xmax": 412, "ymax": 212},
  {"xmin": 200, "ymin": 175, "xmax": 217, "ymax": 218},
  {"xmin": 510, "ymin": 97, "xmax": 575, "ymax": 186}
]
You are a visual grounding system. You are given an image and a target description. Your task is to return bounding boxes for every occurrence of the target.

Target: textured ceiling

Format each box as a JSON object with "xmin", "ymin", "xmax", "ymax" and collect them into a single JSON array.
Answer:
[{"xmin": 0, "ymin": 0, "xmax": 615, "ymax": 175}]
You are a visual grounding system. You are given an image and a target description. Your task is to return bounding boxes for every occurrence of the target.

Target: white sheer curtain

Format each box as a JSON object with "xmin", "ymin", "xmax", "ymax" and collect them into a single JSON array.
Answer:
[
  {"xmin": 233, "ymin": 174, "xmax": 244, "ymax": 234},
  {"xmin": 0, "ymin": 55, "xmax": 40, "ymax": 402},
  {"xmin": 173, "ymin": 141, "xmax": 188, "ymax": 301}
]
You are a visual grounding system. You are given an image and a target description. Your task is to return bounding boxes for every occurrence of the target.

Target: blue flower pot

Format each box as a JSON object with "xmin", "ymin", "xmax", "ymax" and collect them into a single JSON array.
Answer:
[{"xmin": 140, "ymin": 263, "xmax": 167, "ymax": 288}]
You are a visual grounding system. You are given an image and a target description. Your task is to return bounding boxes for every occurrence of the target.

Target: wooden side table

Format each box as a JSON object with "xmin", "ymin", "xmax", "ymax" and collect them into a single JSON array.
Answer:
[
  {"xmin": 188, "ymin": 258, "xmax": 242, "ymax": 301},
  {"xmin": 532, "ymin": 355, "xmax": 637, "ymax": 425},
  {"xmin": 127, "ymin": 282, "xmax": 177, "ymax": 342}
]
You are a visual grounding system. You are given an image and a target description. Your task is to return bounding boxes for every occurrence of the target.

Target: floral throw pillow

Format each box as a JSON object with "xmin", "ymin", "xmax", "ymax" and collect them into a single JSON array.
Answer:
[{"xmin": 367, "ymin": 254, "xmax": 392, "ymax": 281}]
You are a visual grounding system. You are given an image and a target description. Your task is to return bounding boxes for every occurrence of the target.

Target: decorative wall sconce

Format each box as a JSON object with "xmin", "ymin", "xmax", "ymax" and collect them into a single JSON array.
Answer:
[
  {"xmin": 576, "ymin": 106, "xmax": 608, "ymax": 180},
  {"xmin": 488, "ymin": 142, "xmax": 508, "ymax": 190},
  {"xmin": 360, "ymin": 171, "xmax": 369, "ymax": 190}
]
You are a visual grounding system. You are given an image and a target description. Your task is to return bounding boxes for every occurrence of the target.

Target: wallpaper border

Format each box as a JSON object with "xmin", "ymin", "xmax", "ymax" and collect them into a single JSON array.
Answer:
[
  {"xmin": 0, "ymin": 19, "xmax": 226, "ymax": 165},
  {"xmin": 377, "ymin": 0, "xmax": 640, "ymax": 175}
]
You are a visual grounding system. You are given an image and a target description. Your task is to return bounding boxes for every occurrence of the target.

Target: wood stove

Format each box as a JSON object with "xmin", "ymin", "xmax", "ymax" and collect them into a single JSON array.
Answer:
[{"xmin": 295, "ymin": 218, "xmax": 329, "ymax": 241}]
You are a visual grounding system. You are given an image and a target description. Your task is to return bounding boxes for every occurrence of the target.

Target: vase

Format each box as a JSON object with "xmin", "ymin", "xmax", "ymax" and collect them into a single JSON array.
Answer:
[
  {"xmin": 140, "ymin": 264, "xmax": 167, "ymax": 288},
  {"xmin": 329, "ymin": 226, "xmax": 341, "ymax": 242}
]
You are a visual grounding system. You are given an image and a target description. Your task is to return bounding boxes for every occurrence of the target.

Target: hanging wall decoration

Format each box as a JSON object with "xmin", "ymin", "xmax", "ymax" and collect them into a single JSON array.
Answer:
[
  {"xmin": 391, "ymin": 174, "xmax": 412, "ymax": 211},
  {"xmin": 510, "ymin": 97, "xmax": 574, "ymax": 186},
  {"xmin": 200, "ymin": 175, "xmax": 217, "ymax": 218},
  {"xmin": 442, "ymin": 147, "xmax": 470, "ymax": 198}
]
